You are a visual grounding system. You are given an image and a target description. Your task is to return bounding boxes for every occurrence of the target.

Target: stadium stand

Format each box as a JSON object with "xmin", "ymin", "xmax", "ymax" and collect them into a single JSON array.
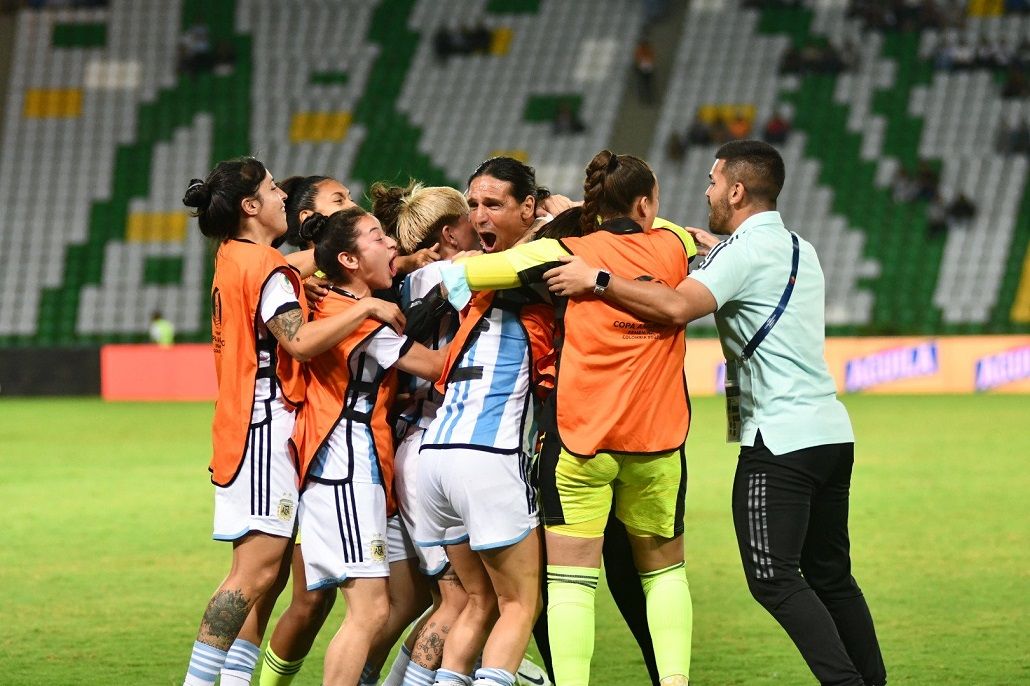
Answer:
[
  {"xmin": 649, "ymin": 0, "xmax": 1029, "ymax": 334},
  {"xmin": 0, "ymin": 0, "xmax": 1026, "ymax": 346}
]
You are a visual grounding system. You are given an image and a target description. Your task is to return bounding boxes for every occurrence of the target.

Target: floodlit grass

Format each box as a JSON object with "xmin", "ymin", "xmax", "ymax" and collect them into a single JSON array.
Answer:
[{"xmin": 1, "ymin": 395, "xmax": 1026, "ymax": 684}]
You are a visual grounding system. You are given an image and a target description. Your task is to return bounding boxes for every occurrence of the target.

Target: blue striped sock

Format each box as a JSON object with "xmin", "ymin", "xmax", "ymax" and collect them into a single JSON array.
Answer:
[
  {"xmin": 402, "ymin": 659, "xmax": 436, "ymax": 686},
  {"xmin": 220, "ymin": 638, "xmax": 261, "ymax": 685},
  {"xmin": 472, "ymin": 667, "xmax": 515, "ymax": 686},
  {"xmin": 434, "ymin": 668, "xmax": 472, "ymax": 685},
  {"xmin": 184, "ymin": 641, "xmax": 228, "ymax": 686}
]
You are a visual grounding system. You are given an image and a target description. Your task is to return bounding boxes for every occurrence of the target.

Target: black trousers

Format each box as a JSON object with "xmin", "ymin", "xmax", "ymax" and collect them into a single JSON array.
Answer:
[
  {"xmin": 531, "ymin": 512, "xmax": 661, "ymax": 685},
  {"xmin": 732, "ymin": 432, "xmax": 887, "ymax": 686}
]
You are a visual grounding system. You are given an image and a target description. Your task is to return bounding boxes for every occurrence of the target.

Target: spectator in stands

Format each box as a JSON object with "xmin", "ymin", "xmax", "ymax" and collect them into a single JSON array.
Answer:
[
  {"xmin": 465, "ymin": 21, "xmax": 493, "ymax": 55},
  {"xmin": 433, "ymin": 26, "xmax": 455, "ymax": 63},
  {"xmin": 148, "ymin": 311, "xmax": 174, "ymax": 347},
  {"xmin": 932, "ymin": 36, "xmax": 955, "ymax": 71},
  {"xmin": 1000, "ymin": 117, "xmax": 1030, "ymax": 155},
  {"xmin": 762, "ymin": 109, "xmax": 792, "ymax": 144},
  {"xmin": 914, "ymin": 160, "xmax": 939, "ymax": 201},
  {"xmin": 212, "ymin": 39, "xmax": 237, "ymax": 77},
  {"xmin": 552, "ymin": 101, "xmax": 586, "ymax": 135},
  {"xmin": 891, "ymin": 166, "xmax": 919, "ymax": 203},
  {"xmin": 947, "ymin": 192, "xmax": 976, "ymax": 229},
  {"xmin": 634, "ymin": 38, "xmax": 657, "ymax": 105},
  {"xmin": 992, "ymin": 114, "xmax": 1025, "ymax": 154},
  {"xmin": 177, "ymin": 21, "xmax": 213, "ymax": 77},
  {"xmin": 926, "ymin": 193, "xmax": 949, "ymax": 238},
  {"xmin": 1001, "ymin": 65, "xmax": 1029, "ymax": 98},
  {"xmin": 727, "ymin": 111, "xmax": 752, "ymax": 141},
  {"xmin": 432, "ymin": 22, "xmax": 494, "ymax": 62},
  {"xmin": 666, "ymin": 131, "xmax": 687, "ymax": 162},
  {"xmin": 686, "ymin": 113, "xmax": 713, "ymax": 146},
  {"xmin": 779, "ymin": 44, "xmax": 803, "ymax": 74},
  {"xmin": 710, "ymin": 114, "xmax": 731, "ymax": 145},
  {"xmin": 950, "ymin": 39, "xmax": 976, "ymax": 71}
]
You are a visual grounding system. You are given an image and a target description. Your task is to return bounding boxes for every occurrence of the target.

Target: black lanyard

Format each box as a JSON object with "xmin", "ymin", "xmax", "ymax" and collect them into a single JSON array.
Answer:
[{"xmin": 739, "ymin": 232, "xmax": 800, "ymax": 363}]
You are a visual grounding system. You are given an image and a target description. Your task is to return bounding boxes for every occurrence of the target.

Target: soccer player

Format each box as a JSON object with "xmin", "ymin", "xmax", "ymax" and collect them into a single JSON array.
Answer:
[
  {"xmin": 544, "ymin": 140, "xmax": 887, "ymax": 686},
  {"xmin": 366, "ymin": 181, "xmax": 482, "ymax": 686},
  {"xmin": 251, "ymin": 174, "xmax": 389, "ymax": 686},
  {"xmin": 415, "ymin": 158, "xmax": 555, "ymax": 686},
  {"xmin": 439, "ymin": 151, "xmax": 696, "ymax": 686},
  {"xmin": 289, "ymin": 207, "xmax": 447, "ymax": 686},
  {"xmin": 180, "ymin": 158, "xmax": 403, "ymax": 686}
]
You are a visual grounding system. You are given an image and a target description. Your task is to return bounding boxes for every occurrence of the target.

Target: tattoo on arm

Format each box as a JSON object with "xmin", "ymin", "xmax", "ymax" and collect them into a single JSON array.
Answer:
[
  {"xmin": 199, "ymin": 588, "xmax": 250, "ymax": 651},
  {"xmin": 267, "ymin": 308, "xmax": 303, "ymax": 343}
]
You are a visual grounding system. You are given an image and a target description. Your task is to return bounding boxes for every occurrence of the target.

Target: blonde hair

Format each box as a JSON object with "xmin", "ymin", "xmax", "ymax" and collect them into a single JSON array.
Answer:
[{"xmin": 372, "ymin": 183, "xmax": 469, "ymax": 254}]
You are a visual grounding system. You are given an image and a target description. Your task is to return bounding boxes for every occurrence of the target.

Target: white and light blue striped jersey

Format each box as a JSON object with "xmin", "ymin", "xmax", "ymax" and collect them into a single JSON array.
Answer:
[
  {"xmin": 398, "ymin": 262, "xmax": 459, "ymax": 430},
  {"xmin": 422, "ymin": 305, "xmax": 535, "ymax": 455}
]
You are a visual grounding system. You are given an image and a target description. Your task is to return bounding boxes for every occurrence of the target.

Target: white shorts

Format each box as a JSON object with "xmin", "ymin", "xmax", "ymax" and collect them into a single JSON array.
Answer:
[
  {"xmin": 298, "ymin": 480, "xmax": 389, "ymax": 590},
  {"xmin": 387, "ymin": 513, "xmax": 418, "ymax": 564},
  {"xmin": 416, "ymin": 447, "xmax": 538, "ymax": 551},
  {"xmin": 213, "ymin": 401, "xmax": 298, "ymax": 541},
  {"xmin": 395, "ymin": 428, "xmax": 448, "ymax": 575}
]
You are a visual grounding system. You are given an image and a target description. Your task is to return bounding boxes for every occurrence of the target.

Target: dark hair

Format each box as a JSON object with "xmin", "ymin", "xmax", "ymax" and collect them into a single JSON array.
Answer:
[
  {"xmin": 466, "ymin": 156, "xmax": 551, "ymax": 207},
  {"xmin": 714, "ymin": 139, "xmax": 785, "ymax": 206},
  {"xmin": 369, "ymin": 179, "xmax": 418, "ymax": 239},
  {"xmin": 536, "ymin": 206, "xmax": 585, "ymax": 240},
  {"xmin": 581, "ymin": 150, "xmax": 656, "ymax": 235},
  {"xmin": 298, "ymin": 207, "xmax": 369, "ymax": 283},
  {"xmin": 279, "ymin": 175, "xmax": 331, "ymax": 248},
  {"xmin": 183, "ymin": 156, "xmax": 267, "ymax": 240}
]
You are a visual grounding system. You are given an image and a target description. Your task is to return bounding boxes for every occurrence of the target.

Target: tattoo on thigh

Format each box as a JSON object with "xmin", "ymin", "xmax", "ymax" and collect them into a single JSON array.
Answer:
[
  {"xmin": 267, "ymin": 308, "xmax": 303, "ymax": 343},
  {"xmin": 199, "ymin": 589, "xmax": 250, "ymax": 650}
]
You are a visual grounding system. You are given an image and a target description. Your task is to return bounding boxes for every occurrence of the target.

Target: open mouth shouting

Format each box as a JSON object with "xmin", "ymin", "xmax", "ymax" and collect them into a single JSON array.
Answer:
[{"xmin": 478, "ymin": 230, "xmax": 498, "ymax": 253}]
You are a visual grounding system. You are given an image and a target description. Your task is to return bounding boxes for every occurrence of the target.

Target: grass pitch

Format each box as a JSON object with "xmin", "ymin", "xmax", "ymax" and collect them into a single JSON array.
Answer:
[{"xmin": 1, "ymin": 395, "xmax": 1027, "ymax": 685}]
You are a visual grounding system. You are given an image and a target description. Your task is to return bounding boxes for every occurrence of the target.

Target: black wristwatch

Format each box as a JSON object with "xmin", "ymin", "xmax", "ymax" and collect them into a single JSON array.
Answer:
[{"xmin": 593, "ymin": 269, "xmax": 611, "ymax": 295}]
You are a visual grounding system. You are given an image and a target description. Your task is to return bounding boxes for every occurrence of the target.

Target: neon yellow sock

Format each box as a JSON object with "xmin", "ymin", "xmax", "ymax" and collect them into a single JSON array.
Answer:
[
  {"xmin": 641, "ymin": 562, "xmax": 692, "ymax": 682},
  {"xmin": 259, "ymin": 645, "xmax": 305, "ymax": 686},
  {"xmin": 546, "ymin": 564, "xmax": 599, "ymax": 686}
]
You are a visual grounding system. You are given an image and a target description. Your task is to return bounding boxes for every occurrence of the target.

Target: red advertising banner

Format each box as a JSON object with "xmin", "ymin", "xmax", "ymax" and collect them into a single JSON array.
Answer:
[
  {"xmin": 102, "ymin": 336, "xmax": 1030, "ymax": 401},
  {"xmin": 101, "ymin": 343, "xmax": 217, "ymax": 401}
]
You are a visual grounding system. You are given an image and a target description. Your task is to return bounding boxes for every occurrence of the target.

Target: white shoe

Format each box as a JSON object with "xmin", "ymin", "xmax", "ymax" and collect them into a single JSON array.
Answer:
[{"xmin": 515, "ymin": 658, "xmax": 551, "ymax": 686}]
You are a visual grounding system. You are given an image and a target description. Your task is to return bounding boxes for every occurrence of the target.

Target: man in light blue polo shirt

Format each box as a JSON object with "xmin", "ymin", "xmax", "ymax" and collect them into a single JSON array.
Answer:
[{"xmin": 543, "ymin": 140, "xmax": 886, "ymax": 686}]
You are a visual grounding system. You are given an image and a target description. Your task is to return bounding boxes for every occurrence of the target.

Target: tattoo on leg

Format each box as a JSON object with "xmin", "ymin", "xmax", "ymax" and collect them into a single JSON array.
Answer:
[
  {"xmin": 199, "ymin": 588, "xmax": 250, "ymax": 651},
  {"xmin": 412, "ymin": 619, "xmax": 451, "ymax": 669}
]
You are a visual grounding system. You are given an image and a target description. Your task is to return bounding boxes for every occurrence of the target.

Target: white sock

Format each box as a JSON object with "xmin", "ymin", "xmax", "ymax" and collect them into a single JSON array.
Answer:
[
  {"xmin": 184, "ymin": 641, "xmax": 228, "ymax": 686},
  {"xmin": 382, "ymin": 644, "xmax": 413, "ymax": 686},
  {"xmin": 219, "ymin": 638, "xmax": 260, "ymax": 685}
]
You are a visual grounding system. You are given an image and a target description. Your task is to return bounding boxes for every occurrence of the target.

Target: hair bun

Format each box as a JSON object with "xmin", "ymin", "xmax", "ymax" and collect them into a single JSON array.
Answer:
[
  {"xmin": 182, "ymin": 178, "xmax": 211, "ymax": 209},
  {"xmin": 299, "ymin": 212, "xmax": 329, "ymax": 243},
  {"xmin": 605, "ymin": 152, "xmax": 619, "ymax": 172}
]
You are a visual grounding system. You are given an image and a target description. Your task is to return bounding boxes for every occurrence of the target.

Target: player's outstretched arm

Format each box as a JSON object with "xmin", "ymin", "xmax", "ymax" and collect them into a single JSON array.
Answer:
[
  {"xmin": 267, "ymin": 299, "xmax": 405, "ymax": 363},
  {"xmin": 543, "ymin": 255, "xmax": 716, "ymax": 326}
]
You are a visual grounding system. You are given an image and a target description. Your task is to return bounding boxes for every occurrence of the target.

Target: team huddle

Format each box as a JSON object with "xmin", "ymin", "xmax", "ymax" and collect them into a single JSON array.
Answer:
[{"xmin": 180, "ymin": 142, "xmax": 886, "ymax": 686}]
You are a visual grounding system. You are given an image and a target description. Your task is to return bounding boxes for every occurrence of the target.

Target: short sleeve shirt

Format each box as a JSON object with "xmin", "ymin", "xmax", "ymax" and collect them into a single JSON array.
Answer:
[
  {"xmin": 251, "ymin": 270, "xmax": 301, "ymax": 420},
  {"xmin": 688, "ymin": 211, "xmax": 854, "ymax": 454}
]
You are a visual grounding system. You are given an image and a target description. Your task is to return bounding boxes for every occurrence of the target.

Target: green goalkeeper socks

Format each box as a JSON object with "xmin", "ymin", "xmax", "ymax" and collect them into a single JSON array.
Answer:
[
  {"xmin": 259, "ymin": 645, "xmax": 305, "ymax": 686},
  {"xmin": 546, "ymin": 564, "xmax": 600, "ymax": 686},
  {"xmin": 640, "ymin": 562, "xmax": 692, "ymax": 682}
]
